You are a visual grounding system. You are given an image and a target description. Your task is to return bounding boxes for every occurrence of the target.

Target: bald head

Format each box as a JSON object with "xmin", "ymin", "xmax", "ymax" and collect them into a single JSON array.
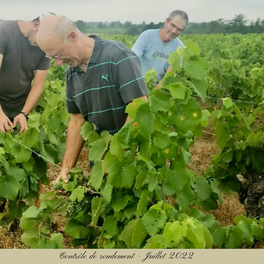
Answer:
[{"xmin": 36, "ymin": 15, "xmax": 78, "ymax": 55}]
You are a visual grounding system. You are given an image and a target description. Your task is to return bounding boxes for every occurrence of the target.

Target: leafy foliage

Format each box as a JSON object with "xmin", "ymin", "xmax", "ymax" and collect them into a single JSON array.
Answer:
[{"xmin": 1, "ymin": 35, "xmax": 264, "ymax": 249}]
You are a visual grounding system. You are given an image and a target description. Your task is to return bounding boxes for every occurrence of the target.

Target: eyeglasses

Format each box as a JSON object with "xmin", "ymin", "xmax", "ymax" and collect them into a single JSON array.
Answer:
[
  {"xmin": 170, "ymin": 22, "xmax": 184, "ymax": 33},
  {"xmin": 45, "ymin": 35, "xmax": 68, "ymax": 59}
]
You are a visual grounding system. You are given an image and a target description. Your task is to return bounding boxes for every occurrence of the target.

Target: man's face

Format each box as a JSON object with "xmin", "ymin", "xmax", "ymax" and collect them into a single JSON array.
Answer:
[
  {"xmin": 37, "ymin": 33, "xmax": 80, "ymax": 68},
  {"xmin": 164, "ymin": 15, "xmax": 186, "ymax": 41}
]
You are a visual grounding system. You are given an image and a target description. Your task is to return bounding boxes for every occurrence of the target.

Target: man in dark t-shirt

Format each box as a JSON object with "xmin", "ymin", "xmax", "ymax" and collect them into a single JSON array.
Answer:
[
  {"xmin": 36, "ymin": 15, "xmax": 148, "ymax": 183},
  {"xmin": 0, "ymin": 17, "xmax": 50, "ymax": 134}
]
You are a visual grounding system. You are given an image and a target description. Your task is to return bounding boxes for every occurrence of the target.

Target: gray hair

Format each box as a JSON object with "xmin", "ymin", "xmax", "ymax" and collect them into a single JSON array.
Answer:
[
  {"xmin": 168, "ymin": 10, "xmax": 189, "ymax": 27},
  {"xmin": 54, "ymin": 16, "xmax": 78, "ymax": 41}
]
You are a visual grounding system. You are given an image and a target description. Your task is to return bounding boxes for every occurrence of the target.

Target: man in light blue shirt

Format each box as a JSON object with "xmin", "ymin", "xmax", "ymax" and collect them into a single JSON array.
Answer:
[{"xmin": 132, "ymin": 10, "xmax": 188, "ymax": 89}]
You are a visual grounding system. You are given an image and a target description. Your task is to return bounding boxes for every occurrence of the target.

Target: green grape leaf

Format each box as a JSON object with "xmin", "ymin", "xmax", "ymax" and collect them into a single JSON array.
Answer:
[
  {"xmin": 135, "ymin": 171, "xmax": 148, "ymax": 189},
  {"xmin": 80, "ymin": 122, "xmax": 96, "ymax": 141},
  {"xmin": 109, "ymin": 134, "xmax": 123, "ymax": 160},
  {"xmin": 167, "ymin": 82, "xmax": 187, "ymax": 100},
  {"xmin": 213, "ymin": 227, "xmax": 227, "ymax": 248},
  {"xmin": 0, "ymin": 175, "xmax": 21, "ymax": 200},
  {"xmin": 70, "ymin": 186, "xmax": 85, "ymax": 202},
  {"xmin": 222, "ymin": 98, "xmax": 233, "ymax": 109},
  {"xmin": 191, "ymin": 79, "xmax": 208, "ymax": 102},
  {"xmin": 20, "ymin": 228, "xmax": 39, "ymax": 248},
  {"xmin": 236, "ymin": 219, "xmax": 254, "ymax": 246},
  {"xmin": 22, "ymin": 157, "xmax": 35, "ymax": 172},
  {"xmin": 0, "ymin": 131, "xmax": 5, "ymax": 144},
  {"xmin": 117, "ymin": 122, "xmax": 132, "ymax": 148},
  {"xmin": 163, "ymin": 221, "xmax": 186, "ymax": 248},
  {"xmin": 184, "ymin": 218, "xmax": 206, "ymax": 248},
  {"xmin": 47, "ymin": 131, "xmax": 58, "ymax": 146},
  {"xmin": 215, "ymin": 122, "xmax": 231, "ymax": 149},
  {"xmin": 11, "ymin": 144, "xmax": 32, "ymax": 163},
  {"xmin": 153, "ymin": 132, "xmax": 170, "ymax": 149},
  {"xmin": 225, "ymin": 226, "xmax": 244, "ymax": 248},
  {"xmin": 101, "ymin": 177, "xmax": 113, "ymax": 204},
  {"xmin": 149, "ymin": 89, "xmax": 171, "ymax": 112},
  {"xmin": 126, "ymin": 98, "xmax": 146, "ymax": 119},
  {"xmin": 120, "ymin": 219, "xmax": 137, "ymax": 248},
  {"xmin": 102, "ymin": 216, "xmax": 118, "ymax": 237},
  {"xmin": 183, "ymin": 57, "xmax": 207, "ymax": 80},
  {"xmin": 203, "ymin": 226, "xmax": 213, "ymax": 248},
  {"xmin": 91, "ymin": 197, "xmax": 102, "ymax": 226},
  {"xmin": 110, "ymin": 163, "xmax": 137, "ymax": 188},
  {"xmin": 136, "ymin": 190, "xmax": 149, "ymax": 218},
  {"xmin": 6, "ymin": 163, "xmax": 26, "ymax": 181},
  {"xmin": 89, "ymin": 138, "xmax": 108, "ymax": 161},
  {"xmin": 64, "ymin": 218, "xmax": 90, "ymax": 239},
  {"xmin": 142, "ymin": 209, "xmax": 167, "ymax": 237},
  {"xmin": 165, "ymin": 167, "xmax": 191, "ymax": 193},
  {"xmin": 37, "ymin": 233, "xmax": 63, "ymax": 249},
  {"xmin": 23, "ymin": 206, "xmax": 39, "ymax": 218},
  {"xmin": 20, "ymin": 216, "xmax": 37, "ymax": 230},
  {"xmin": 90, "ymin": 160, "xmax": 104, "ymax": 190},
  {"xmin": 111, "ymin": 192, "xmax": 130, "ymax": 212},
  {"xmin": 168, "ymin": 50, "xmax": 182, "ymax": 72},
  {"xmin": 21, "ymin": 128, "xmax": 40, "ymax": 148},
  {"xmin": 185, "ymin": 40, "xmax": 200, "ymax": 55},
  {"xmin": 200, "ymin": 109, "xmax": 211, "ymax": 127},
  {"xmin": 148, "ymin": 173, "xmax": 159, "ymax": 192},
  {"xmin": 5, "ymin": 133, "xmax": 15, "ymax": 152},
  {"xmin": 144, "ymin": 234, "xmax": 163, "ymax": 249},
  {"xmin": 195, "ymin": 176, "xmax": 211, "ymax": 201},
  {"xmin": 135, "ymin": 103, "xmax": 155, "ymax": 134},
  {"xmin": 177, "ymin": 185, "xmax": 194, "ymax": 212},
  {"xmin": 132, "ymin": 219, "xmax": 148, "ymax": 248}
]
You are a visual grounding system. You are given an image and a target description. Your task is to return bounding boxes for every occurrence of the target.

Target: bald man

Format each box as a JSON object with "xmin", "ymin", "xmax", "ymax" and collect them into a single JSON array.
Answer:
[{"xmin": 36, "ymin": 15, "xmax": 148, "ymax": 183}]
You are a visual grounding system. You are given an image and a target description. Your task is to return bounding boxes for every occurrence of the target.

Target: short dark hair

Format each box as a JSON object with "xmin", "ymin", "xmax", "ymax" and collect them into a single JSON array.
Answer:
[{"xmin": 168, "ymin": 10, "xmax": 189, "ymax": 27}]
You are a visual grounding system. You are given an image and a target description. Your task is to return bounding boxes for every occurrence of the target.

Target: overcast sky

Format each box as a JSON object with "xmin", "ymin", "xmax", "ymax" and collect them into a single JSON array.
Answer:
[{"xmin": 1, "ymin": 0, "xmax": 263, "ymax": 24}]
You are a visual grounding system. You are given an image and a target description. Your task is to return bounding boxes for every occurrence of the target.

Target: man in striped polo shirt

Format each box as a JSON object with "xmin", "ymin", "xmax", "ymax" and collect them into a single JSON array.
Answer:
[{"xmin": 36, "ymin": 15, "xmax": 148, "ymax": 183}]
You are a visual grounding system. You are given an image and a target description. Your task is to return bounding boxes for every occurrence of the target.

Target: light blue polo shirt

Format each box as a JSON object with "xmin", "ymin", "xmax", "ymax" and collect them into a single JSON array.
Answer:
[{"xmin": 132, "ymin": 29, "xmax": 184, "ymax": 83}]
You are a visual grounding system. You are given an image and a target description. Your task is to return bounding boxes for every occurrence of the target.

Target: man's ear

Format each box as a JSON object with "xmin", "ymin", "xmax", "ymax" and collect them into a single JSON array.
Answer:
[
  {"xmin": 33, "ymin": 20, "xmax": 40, "ymax": 30},
  {"xmin": 68, "ymin": 31, "xmax": 78, "ymax": 43}
]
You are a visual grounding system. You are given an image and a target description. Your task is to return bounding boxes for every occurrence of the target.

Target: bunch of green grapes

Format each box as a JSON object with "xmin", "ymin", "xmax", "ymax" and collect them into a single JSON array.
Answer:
[
  {"xmin": 53, "ymin": 179, "xmax": 64, "ymax": 191},
  {"xmin": 66, "ymin": 200, "xmax": 83, "ymax": 217}
]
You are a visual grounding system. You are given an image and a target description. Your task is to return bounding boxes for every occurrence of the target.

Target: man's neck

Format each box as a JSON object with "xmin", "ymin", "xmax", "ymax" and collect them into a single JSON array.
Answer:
[
  {"xmin": 159, "ymin": 28, "xmax": 170, "ymax": 43},
  {"xmin": 18, "ymin": 21, "xmax": 31, "ymax": 37}
]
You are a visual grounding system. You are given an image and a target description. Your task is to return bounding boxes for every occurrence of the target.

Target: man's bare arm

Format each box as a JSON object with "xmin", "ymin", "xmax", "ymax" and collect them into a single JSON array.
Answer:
[
  {"xmin": 55, "ymin": 113, "xmax": 86, "ymax": 183},
  {"xmin": 12, "ymin": 69, "xmax": 48, "ymax": 134}
]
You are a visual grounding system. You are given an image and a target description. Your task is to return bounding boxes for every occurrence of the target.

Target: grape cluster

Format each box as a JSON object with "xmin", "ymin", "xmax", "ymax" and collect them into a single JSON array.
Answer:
[
  {"xmin": 66, "ymin": 200, "xmax": 83, "ymax": 217},
  {"xmin": 53, "ymin": 180, "xmax": 64, "ymax": 191}
]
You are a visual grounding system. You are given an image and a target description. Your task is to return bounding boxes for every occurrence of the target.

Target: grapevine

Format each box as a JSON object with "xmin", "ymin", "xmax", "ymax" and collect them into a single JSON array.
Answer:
[{"xmin": 0, "ymin": 34, "xmax": 264, "ymax": 249}]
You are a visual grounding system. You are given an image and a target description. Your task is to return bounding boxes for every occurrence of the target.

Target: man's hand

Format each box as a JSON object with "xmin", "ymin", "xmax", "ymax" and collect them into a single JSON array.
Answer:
[
  {"xmin": 53, "ymin": 167, "xmax": 70, "ymax": 184},
  {"xmin": 12, "ymin": 113, "xmax": 28, "ymax": 134},
  {"xmin": 0, "ymin": 111, "xmax": 13, "ymax": 133}
]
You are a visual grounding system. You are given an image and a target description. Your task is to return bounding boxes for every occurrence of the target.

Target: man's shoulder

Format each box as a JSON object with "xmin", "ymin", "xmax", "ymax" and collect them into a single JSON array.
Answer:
[
  {"xmin": 100, "ymin": 37, "xmax": 131, "ymax": 57},
  {"xmin": 0, "ymin": 20, "xmax": 18, "ymax": 29},
  {"xmin": 140, "ymin": 29, "xmax": 159, "ymax": 37}
]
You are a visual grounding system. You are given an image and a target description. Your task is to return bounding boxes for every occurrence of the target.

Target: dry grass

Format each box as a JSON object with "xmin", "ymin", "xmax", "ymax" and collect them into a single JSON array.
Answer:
[
  {"xmin": 0, "ymin": 228, "xmax": 27, "ymax": 249},
  {"xmin": 189, "ymin": 130, "xmax": 246, "ymax": 226},
  {"xmin": 208, "ymin": 192, "xmax": 246, "ymax": 226}
]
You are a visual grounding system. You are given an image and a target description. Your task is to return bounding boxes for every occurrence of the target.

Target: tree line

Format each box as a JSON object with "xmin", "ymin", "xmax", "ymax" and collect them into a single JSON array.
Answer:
[{"xmin": 75, "ymin": 14, "xmax": 264, "ymax": 35}]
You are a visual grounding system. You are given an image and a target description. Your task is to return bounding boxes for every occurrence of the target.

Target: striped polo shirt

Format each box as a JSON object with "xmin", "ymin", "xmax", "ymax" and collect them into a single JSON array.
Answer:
[{"xmin": 66, "ymin": 35, "xmax": 148, "ymax": 134}]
